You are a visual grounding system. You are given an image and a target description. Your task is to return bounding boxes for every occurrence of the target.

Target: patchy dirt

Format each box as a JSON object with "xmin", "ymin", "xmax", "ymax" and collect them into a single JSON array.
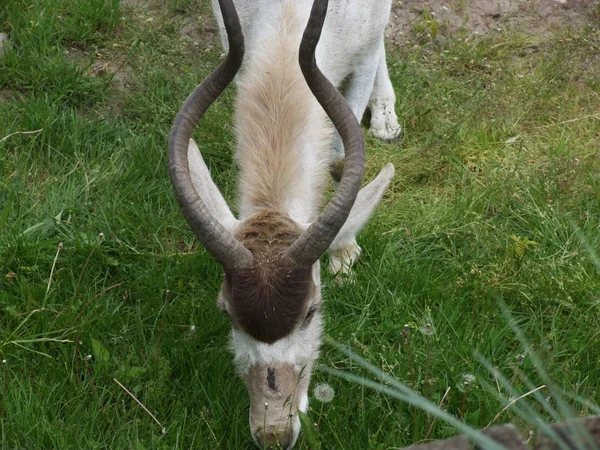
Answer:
[
  {"xmin": 120, "ymin": 0, "xmax": 218, "ymax": 47},
  {"xmin": 59, "ymin": 0, "xmax": 220, "ymax": 116},
  {"xmin": 180, "ymin": 14, "xmax": 218, "ymax": 45},
  {"xmin": 0, "ymin": 89, "xmax": 17, "ymax": 102},
  {"xmin": 387, "ymin": 0, "xmax": 600, "ymax": 45}
]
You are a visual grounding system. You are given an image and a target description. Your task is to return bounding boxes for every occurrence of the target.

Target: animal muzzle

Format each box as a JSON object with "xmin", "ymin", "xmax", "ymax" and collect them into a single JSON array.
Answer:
[
  {"xmin": 245, "ymin": 363, "xmax": 310, "ymax": 449},
  {"xmin": 254, "ymin": 426, "xmax": 293, "ymax": 449}
]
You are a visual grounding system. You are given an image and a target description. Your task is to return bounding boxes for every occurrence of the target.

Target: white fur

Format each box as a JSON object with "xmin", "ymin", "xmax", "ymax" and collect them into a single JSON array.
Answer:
[
  {"xmin": 232, "ymin": 1, "xmax": 331, "ymax": 223},
  {"xmin": 213, "ymin": 0, "xmax": 402, "ymax": 152},
  {"xmin": 231, "ymin": 306, "xmax": 323, "ymax": 375}
]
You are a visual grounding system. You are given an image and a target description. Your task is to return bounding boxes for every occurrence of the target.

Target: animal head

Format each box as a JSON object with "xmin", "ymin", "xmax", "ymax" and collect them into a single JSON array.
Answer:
[{"xmin": 168, "ymin": 0, "xmax": 394, "ymax": 447}]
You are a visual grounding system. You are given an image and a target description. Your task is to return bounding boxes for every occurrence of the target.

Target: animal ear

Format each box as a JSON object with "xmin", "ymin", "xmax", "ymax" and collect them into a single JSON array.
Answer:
[
  {"xmin": 329, "ymin": 163, "xmax": 395, "ymax": 252},
  {"xmin": 188, "ymin": 138, "xmax": 239, "ymax": 232}
]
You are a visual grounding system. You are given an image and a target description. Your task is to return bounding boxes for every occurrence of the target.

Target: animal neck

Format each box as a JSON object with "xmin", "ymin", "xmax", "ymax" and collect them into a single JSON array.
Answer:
[{"xmin": 234, "ymin": 0, "xmax": 332, "ymax": 224}]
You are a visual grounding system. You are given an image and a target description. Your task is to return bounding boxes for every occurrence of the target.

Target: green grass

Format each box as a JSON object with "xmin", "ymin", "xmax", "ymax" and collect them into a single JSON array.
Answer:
[{"xmin": 1, "ymin": 1, "xmax": 599, "ymax": 448}]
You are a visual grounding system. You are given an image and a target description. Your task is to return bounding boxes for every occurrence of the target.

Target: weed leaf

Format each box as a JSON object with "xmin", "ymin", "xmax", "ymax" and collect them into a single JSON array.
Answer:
[{"xmin": 298, "ymin": 409, "xmax": 321, "ymax": 449}]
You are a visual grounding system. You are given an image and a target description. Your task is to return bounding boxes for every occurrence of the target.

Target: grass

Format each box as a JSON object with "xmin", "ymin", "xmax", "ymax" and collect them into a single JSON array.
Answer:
[{"xmin": 1, "ymin": 0, "xmax": 599, "ymax": 448}]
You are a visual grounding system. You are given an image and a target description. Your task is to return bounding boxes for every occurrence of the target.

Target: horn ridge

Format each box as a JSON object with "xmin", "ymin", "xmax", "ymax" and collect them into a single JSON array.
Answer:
[
  {"xmin": 168, "ymin": 0, "xmax": 253, "ymax": 270},
  {"xmin": 285, "ymin": 0, "xmax": 366, "ymax": 266}
]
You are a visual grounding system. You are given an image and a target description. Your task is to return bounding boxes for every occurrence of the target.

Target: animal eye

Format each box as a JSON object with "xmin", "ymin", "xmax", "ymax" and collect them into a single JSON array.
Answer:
[{"xmin": 302, "ymin": 305, "xmax": 319, "ymax": 327}]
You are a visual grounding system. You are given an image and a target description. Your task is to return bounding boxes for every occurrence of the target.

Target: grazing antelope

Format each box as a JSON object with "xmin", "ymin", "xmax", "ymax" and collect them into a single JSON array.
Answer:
[{"xmin": 169, "ymin": 0, "xmax": 396, "ymax": 447}]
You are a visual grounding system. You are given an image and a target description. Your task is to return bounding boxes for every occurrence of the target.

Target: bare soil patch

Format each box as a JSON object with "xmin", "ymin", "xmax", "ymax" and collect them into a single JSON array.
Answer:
[
  {"xmin": 120, "ymin": 0, "xmax": 218, "ymax": 47},
  {"xmin": 387, "ymin": 0, "xmax": 600, "ymax": 45}
]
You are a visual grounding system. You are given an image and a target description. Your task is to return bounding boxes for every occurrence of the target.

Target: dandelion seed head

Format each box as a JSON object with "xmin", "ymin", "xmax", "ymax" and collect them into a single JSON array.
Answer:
[
  {"xmin": 313, "ymin": 383, "xmax": 335, "ymax": 403},
  {"xmin": 456, "ymin": 373, "xmax": 476, "ymax": 392},
  {"xmin": 1, "ymin": 359, "xmax": 6, "ymax": 364},
  {"xmin": 462, "ymin": 373, "xmax": 476, "ymax": 385},
  {"xmin": 419, "ymin": 323, "xmax": 434, "ymax": 336}
]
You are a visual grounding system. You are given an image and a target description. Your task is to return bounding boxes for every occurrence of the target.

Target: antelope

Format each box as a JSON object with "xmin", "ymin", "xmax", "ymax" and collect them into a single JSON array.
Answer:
[{"xmin": 168, "ymin": 0, "xmax": 397, "ymax": 447}]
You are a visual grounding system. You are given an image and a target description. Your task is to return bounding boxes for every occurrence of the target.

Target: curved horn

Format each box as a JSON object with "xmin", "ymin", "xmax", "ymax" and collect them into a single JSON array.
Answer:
[
  {"xmin": 168, "ymin": 0, "xmax": 253, "ymax": 270},
  {"xmin": 284, "ymin": 0, "xmax": 366, "ymax": 267}
]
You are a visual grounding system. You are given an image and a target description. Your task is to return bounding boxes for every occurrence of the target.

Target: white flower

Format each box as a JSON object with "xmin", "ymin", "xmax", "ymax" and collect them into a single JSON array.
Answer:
[{"xmin": 313, "ymin": 383, "xmax": 335, "ymax": 403}]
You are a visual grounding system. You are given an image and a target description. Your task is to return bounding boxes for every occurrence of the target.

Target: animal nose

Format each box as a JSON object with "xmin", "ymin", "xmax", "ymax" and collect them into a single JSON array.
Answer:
[{"xmin": 254, "ymin": 428, "xmax": 292, "ymax": 449}]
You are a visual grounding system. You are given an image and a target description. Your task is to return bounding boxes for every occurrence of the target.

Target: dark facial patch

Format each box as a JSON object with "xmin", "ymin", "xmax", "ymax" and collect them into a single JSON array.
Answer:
[
  {"xmin": 266, "ymin": 368, "xmax": 277, "ymax": 392},
  {"xmin": 227, "ymin": 263, "xmax": 312, "ymax": 343},
  {"xmin": 223, "ymin": 210, "xmax": 314, "ymax": 343}
]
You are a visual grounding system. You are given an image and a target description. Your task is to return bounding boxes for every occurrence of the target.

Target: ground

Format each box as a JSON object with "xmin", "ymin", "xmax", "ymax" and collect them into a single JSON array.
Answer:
[
  {"xmin": 1, "ymin": 1, "xmax": 599, "ymax": 449},
  {"xmin": 388, "ymin": 0, "xmax": 599, "ymax": 43}
]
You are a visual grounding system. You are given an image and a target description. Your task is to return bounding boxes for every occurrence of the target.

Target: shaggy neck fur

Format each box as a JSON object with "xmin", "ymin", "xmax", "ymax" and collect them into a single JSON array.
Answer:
[{"xmin": 234, "ymin": 1, "xmax": 332, "ymax": 223}]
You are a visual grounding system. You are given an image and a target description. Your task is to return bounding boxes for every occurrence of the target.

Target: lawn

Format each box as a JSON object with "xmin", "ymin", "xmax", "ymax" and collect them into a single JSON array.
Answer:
[{"xmin": 1, "ymin": 0, "xmax": 599, "ymax": 449}]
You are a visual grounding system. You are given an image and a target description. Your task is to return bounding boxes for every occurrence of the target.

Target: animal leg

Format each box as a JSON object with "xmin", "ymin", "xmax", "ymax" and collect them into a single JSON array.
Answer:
[
  {"xmin": 331, "ymin": 52, "xmax": 380, "ymax": 161},
  {"xmin": 368, "ymin": 40, "xmax": 401, "ymax": 142}
]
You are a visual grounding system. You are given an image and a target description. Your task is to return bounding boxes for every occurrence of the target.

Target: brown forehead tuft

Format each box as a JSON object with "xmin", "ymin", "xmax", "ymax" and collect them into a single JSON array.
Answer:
[
  {"xmin": 225, "ymin": 210, "xmax": 313, "ymax": 343},
  {"xmin": 236, "ymin": 210, "xmax": 303, "ymax": 262}
]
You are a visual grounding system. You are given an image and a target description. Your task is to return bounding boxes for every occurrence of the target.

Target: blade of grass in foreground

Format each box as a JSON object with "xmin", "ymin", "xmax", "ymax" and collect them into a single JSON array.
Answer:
[
  {"xmin": 325, "ymin": 332, "xmax": 600, "ymax": 450},
  {"xmin": 321, "ymin": 339, "xmax": 507, "ymax": 450},
  {"xmin": 494, "ymin": 299, "xmax": 600, "ymax": 450}
]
